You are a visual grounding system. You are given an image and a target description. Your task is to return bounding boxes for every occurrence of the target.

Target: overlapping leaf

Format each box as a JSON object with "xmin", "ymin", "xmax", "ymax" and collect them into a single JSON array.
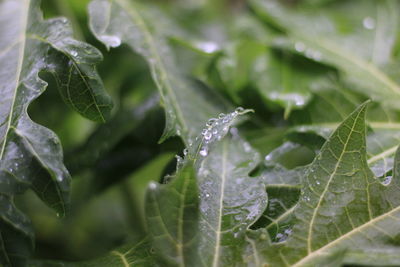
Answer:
[
  {"xmin": 0, "ymin": 0, "xmax": 112, "ymax": 265},
  {"xmin": 51, "ymin": 109, "xmax": 267, "ymax": 267},
  {"xmin": 146, "ymin": 108, "xmax": 267, "ymax": 266},
  {"xmin": 88, "ymin": 0, "xmax": 225, "ymax": 145},
  {"xmin": 247, "ymin": 102, "xmax": 400, "ymax": 266},
  {"xmin": 289, "ymin": 85, "xmax": 400, "ymax": 180},
  {"xmin": 146, "ymin": 164, "xmax": 199, "ymax": 266}
]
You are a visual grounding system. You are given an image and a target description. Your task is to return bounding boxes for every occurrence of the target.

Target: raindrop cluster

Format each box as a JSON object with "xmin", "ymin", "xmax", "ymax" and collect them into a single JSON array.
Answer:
[
  {"xmin": 196, "ymin": 107, "xmax": 247, "ymax": 158},
  {"xmin": 174, "ymin": 107, "xmax": 251, "ymax": 173}
]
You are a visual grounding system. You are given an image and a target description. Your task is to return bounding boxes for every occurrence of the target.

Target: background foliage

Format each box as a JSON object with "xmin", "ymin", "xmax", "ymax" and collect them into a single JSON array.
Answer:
[{"xmin": 1, "ymin": 0, "xmax": 400, "ymax": 266}]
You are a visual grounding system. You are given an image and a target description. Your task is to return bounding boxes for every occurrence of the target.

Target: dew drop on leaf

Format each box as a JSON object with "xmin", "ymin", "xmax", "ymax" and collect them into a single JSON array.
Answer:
[
  {"xmin": 149, "ymin": 182, "xmax": 157, "ymax": 190},
  {"xmin": 382, "ymin": 176, "xmax": 392, "ymax": 186},
  {"xmin": 295, "ymin": 41, "xmax": 306, "ymax": 52},
  {"xmin": 203, "ymin": 131, "xmax": 212, "ymax": 141},
  {"xmin": 199, "ymin": 147, "xmax": 208, "ymax": 157},
  {"xmin": 363, "ymin": 17, "xmax": 375, "ymax": 30},
  {"xmin": 196, "ymin": 41, "xmax": 219, "ymax": 53}
]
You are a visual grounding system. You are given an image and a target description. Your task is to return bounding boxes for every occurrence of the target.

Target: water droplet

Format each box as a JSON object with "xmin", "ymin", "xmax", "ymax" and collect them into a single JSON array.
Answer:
[
  {"xmin": 382, "ymin": 176, "xmax": 392, "ymax": 185},
  {"xmin": 265, "ymin": 154, "xmax": 272, "ymax": 161},
  {"xmin": 149, "ymin": 182, "xmax": 157, "ymax": 190},
  {"xmin": 316, "ymin": 181, "xmax": 320, "ymax": 185},
  {"xmin": 212, "ymin": 129, "xmax": 218, "ymax": 135},
  {"xmin": 70, "ymin": 50, "xmax": 78, "ymax": 57},
  {"xmin": 230, "ymin": 127, "xmax": 239, "ymax": 136},
  {"xmin": 199, "ymin": 147, "xmax": 208, "ymax": 157},
  {"xmin": 363, "ymin": 17, "xmax": 375, "ymax": 30},
  {"xmin": 203, "ymin": 131, "xmax": 212, "ymax": 141},
  {"xmin": 284, "ymin": 229, "xmax": 292, "ymax": 235},
  {"xmin": 295, "ymin": 42, "xmax": 306, "ymax": 52},
  {"xmin": 201, "ymin": 129, "xmax": 208, "ymax": 135},
  {"xmin": 312, "ymin": 51, "xmax": 322, "ymax": 61},
  {"xmin": 183, "ymin": 148, "xmax": 188, "ymax": 156},
  {"xmin": 305, "ymin": 48, "xmax": 313, "ymax": 58},
  {"xmin": 243, "ymin": 142, "xmax": 251, "ymax": 152},
  {"xmin": 100, "ymin": 35, "xmax": 122, "ymax": 47},
  {"xmin": 205, "ymin": 193, "xmax": 210, "ymax": 198},
  {"xmin": 196, "ymin": 41, "xmax": 219, "ymax": 53}
]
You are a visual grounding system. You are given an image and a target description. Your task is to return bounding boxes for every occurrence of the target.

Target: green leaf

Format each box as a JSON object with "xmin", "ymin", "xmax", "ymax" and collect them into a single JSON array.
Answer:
[
  {"xmin": 196, "ymin": 136, "xmax": 267, "ymax": 266},
  {"xmin": 250, "ymin": 0, "xmax": 400, "ymax": 109},
  {"xmin": 88, "ymin": 0, "xmax": 224, "ymax": 144},
  {"xmin": 252, "ymin": 166, "xmax": 303, "ymax": 239},
  {"xmin": 77, "ymin": 240, "xmax": 157, "ymax": 267},
  {"xmin": 217, "ymin": 42, "xmax": 331, "ymax": 118},
  {"xmin": 0, "ymin": 194, "xmax": 33, "ymax": 267},
  {"xmin": 252, "ymin": 49, "xmax": 329, "ymax": 118},
  {"xmin": 146, "ymin": 165, "xmax": 199, "ymax": 266},
  {"xmin": 0, "ymin": 0, "xmax": 112, "ymax": 264},
  {"xmin": 254, "ymin": 102, "xmax": 400, "ymax": 266},
  {"xmin": 145, "ymin": 108, "xmax": 267, "ymax": 266},
  {"xmin": 289, "ymin": 85, "xmax": 400, "ymax": 180}
]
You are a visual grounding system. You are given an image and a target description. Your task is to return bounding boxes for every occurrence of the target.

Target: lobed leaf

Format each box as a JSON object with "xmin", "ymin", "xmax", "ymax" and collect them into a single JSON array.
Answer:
[
  {"xmin": 250, "ymin": 102, "xmax": 400, "ymax": 266},
  {"xmin": 0, "ymin": 0, "xmax": 112, "ymax": 265}
]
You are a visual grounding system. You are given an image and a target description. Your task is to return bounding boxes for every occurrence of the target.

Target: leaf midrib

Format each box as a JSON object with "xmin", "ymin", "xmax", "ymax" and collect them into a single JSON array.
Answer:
[
  {"xmin": 211, "ymin": 141, "xmax": 227, "ymax": 267},
  {"xmin": 0, "ymin": 0, "xmax": 30, "ymax": 160},
  {"xmin": 114, "ymin": 0, "xmax": 188, "ymax": 139},
  {"xmin": 176, "ymin": 168, "xmax": 191, "ymax": 267},
  {"xmin": 111, "ymin": 251, "xmax": 129, "ymax": 267},
  {"xmin": 292, "ymin": 205, "xmax": 400, "ymax": 267},
  {"xmin": 306, "ymin": 108, "xmax": 363, "ymax": 253}
]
